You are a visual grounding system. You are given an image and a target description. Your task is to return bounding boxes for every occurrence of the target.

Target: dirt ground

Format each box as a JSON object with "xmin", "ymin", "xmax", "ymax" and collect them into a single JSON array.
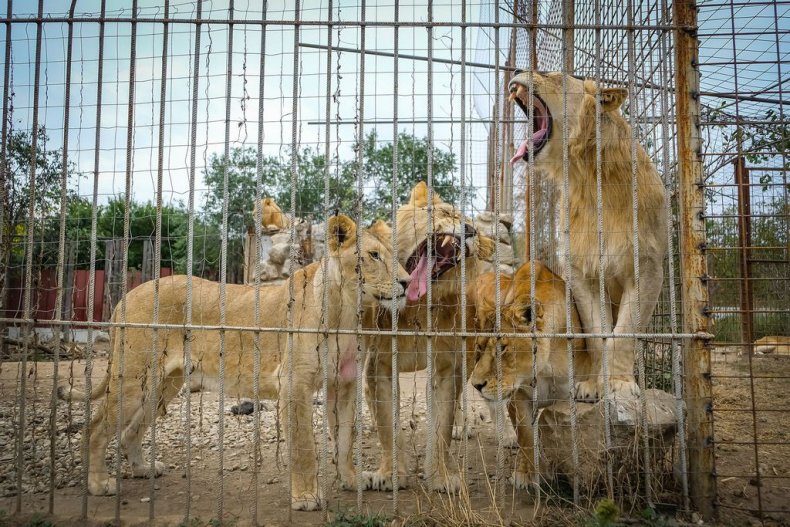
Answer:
[
  {"xmin": 711, "ymin": 348, "xmax": 790, "ymax": 526},
  {"xmin": 0, "ymin": 345, "xmax": 787, "ymax": 526}
]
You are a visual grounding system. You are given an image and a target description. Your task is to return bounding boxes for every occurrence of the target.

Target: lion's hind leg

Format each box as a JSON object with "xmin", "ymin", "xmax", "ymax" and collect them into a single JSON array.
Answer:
[
  {"xmin": 121, "ymin": 366, "xmax": 184, "ymax": 479},
  {"xmin": 85, "ymin": 397, "xmax": 119, "ymax": 495}
]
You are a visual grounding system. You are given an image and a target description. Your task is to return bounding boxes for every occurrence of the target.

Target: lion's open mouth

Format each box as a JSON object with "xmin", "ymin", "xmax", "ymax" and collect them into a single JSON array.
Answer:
[
  {"xmin": 509, "ymin": 84, "xmax": 552, "ymax": 165},
  {"xmin": 404, "ymin": 231, "xmax": 468, "ymax": 302}
]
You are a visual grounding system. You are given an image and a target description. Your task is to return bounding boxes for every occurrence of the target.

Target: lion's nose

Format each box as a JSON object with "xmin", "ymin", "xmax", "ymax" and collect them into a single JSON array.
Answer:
[{"xmin": 473, "ymin": 380, "xmax": 487, "ymax": 393}]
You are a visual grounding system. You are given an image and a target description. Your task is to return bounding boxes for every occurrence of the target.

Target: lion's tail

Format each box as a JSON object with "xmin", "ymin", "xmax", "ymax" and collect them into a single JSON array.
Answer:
[{"xmin": 56, "ymin": 373, "xmax": 110, "ymax": 402}]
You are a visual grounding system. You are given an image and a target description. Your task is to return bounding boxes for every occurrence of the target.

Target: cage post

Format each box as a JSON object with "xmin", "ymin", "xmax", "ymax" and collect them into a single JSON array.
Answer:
[
  {"xmin": 734, "ymin": 157, "xmax": 754, "ymax": 355},
  {"xmin": 562, "ymin": 0, "xmax": 574, "ymax": 74},
  {"xmin": 674, "ymin": 0, "xmax": 716, "ymax": 520}
]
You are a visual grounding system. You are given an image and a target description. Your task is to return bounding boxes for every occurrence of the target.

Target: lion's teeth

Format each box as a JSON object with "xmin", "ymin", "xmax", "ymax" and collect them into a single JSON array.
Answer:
[{"xmin": 441, "ymin": 235, "xmax": 452, "ymax": 248}]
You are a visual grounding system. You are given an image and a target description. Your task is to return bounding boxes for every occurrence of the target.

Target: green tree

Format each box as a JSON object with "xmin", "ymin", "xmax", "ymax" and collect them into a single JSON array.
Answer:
[
  {"xmin": 97, "ymin": 197, "xmax": 191, "ymax": 272},
  {"xmin": 358, "ymin": 131, "xmax": 463, "ymax": 220}
]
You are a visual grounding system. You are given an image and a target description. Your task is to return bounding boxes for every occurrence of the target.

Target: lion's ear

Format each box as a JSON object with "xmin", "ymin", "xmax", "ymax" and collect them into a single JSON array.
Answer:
[
  {"xmin": 367, "ymin": 219, "xmax": 392, "ymax": 242},
  {"xmin": 598, "ymin": 87, "xmax": 628, "ymax": 112},
  {"xmin": 327, "ymin": 214, "xmax": 357, "ymax": 253},
  {"xmin": 408, "ymin": 181, "xmax": 443, "ymax": 207}
]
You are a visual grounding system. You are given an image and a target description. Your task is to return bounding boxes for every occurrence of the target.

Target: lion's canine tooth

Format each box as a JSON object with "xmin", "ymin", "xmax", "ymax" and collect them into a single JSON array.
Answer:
[{"xmin": 441, "ymin": 235, "xmax": 452, "ymax": 248}]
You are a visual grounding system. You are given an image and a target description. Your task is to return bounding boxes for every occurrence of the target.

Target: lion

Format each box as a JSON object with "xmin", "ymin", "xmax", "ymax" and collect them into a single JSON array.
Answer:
[
  {"xmin": 57, "ymin": 214, "xmax": 410, "ymax": 511},
  {"xmin": 363, "ymin": 181, "xmax": 495, "ymax": 493},
  {"xmin": 469, "ymin": 260, "xmax": 592, "ymax": 489},
  {"xmin": 252, "ymin": 196, "xmax": 288, "ymax": 232},
  {"xmin": 754, "ymin": 335, "xmax": 790, "ymax": 355},
  {"xmin": 508, "ymin": 71, "xmax": 668, "ymax": 400}
]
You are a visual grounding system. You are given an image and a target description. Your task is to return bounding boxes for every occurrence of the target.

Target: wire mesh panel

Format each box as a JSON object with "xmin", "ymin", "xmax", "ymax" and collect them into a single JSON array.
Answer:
[
  {"xmin": 1, "ymin": 0, "xmax": 786, "ymax": 525},
  {"xmin": 696, "ymin": 0, "xmax": 790, "ymax": 523}
]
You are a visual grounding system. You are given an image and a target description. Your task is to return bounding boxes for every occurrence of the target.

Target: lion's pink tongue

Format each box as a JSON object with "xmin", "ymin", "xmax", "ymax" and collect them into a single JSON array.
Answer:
[
  {"xmin": 510, "ymin": 139, "xmax": 529, "ymax": 166},
  {"xmin": 406, "ymin": 254, "xmax": 429, "ymax": 302}
]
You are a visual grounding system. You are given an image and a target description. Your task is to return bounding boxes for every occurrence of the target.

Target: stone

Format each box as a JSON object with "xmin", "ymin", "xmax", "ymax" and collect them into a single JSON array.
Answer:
[
  {"xmin": 268, "ymin": 243, "xmax": 291, "ymax": 266},
  {"xmin": 537, "ymin": 389, "xmax": 682, "ymax": 488}
]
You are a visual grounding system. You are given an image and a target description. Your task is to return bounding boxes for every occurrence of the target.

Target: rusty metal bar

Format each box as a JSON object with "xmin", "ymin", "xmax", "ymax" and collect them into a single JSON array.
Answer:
[
  {"xmin": 674, "ymin": 0, "xmax": 717, "ymax": 520},
  {"xmin": 734, "ymin": 157, "xmax": 754, "ymax": 356}
]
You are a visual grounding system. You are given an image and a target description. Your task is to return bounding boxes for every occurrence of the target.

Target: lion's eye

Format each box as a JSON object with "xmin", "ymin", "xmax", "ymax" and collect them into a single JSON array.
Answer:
[{"xmin": 368, "ymin": 251, "xmax": 381, "ymax": 261}]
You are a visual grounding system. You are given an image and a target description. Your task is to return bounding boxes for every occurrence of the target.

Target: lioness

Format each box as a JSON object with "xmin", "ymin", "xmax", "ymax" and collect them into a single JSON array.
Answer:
[
  {"xmin": 364, "ymin": 181, "xmax": 494, "ymax": 493},
  {"xmin": 470, "ymin": 261, "xmax": 591, "ymax": 489},
  {"xmin": 252, "ymin": 196, "xmax": 288, "ymax": 232},
  {"xmin": 509, "ymin": 71, "xmax": 667, "ymax": 400},
  {"xmin": 57, "ymin": 215, "xmax": 410, "ymax": 511},
  {"xmin": 754, "ymin": 335, "xmax": 790, "ymax": 355}
]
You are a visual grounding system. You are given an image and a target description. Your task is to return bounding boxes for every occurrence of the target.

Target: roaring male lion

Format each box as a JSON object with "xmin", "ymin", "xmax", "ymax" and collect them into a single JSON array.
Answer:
[
  {"xmin": 363, "ymin": 181, "xmax": 494, "ymax": 493},
  {"xmin": 469, "ymin": 261, "xmax": 591, "ymax": 488},
  {"xmin": 508, "ymin": 71, "xmax": 667, "ymax": 400},
  {"xmin": 58, "ymin": 215, "xmax": 410, "ymax": 511}
]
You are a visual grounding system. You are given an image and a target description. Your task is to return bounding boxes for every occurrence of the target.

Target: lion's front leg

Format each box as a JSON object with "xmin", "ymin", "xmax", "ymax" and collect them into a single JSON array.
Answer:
[
  {"xmin": 362, "ymin": 354, "xmax": 407, "ymax": 491},
  {"xmin": 571, "ymin": 274, "xmax": 608, "ymax": 401},
  {"xmin": 507, "ymin": 389, "xmax": 537, "ymax": 492},
  {"xmin": 609, "ymin": 258, "xmax": 664, "ymax": 397},
  {"xmin": 426, "ymin": 367, "xmax": 463, "ymax": 494},
  {"xmin": 281, "ymin": 381, "xmax": 321, "ymax": 511},
  {"xmin": 328, "ymin": 380, "xmax": 357, "ymax": 490}
]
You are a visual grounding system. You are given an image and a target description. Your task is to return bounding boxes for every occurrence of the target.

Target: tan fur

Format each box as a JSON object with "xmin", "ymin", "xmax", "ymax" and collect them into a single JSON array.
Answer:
[
  {"xmin": 469, "ymin": 261, "xmax": 591, "ymax": 489},
  {"xmin": 57, "ymin": 215, "xmax": 410, "ymax": 511},
  {"xmin": 253, "ymin": 197, "xmax": 288, "ymax": 232},
  {"xmin": 509, "ymin": 72, "xmax": 668, "ymax": 399},
  {"xmin": 363, "ymin": 181, "xmax": 495, "ymax": 493},
  {"xmin": 754, "ymin": 335, "xmax": 790, "ymax": 355}
]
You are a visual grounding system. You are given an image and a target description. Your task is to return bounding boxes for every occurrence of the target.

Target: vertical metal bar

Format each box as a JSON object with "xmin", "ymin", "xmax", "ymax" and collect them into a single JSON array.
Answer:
[
  {"xmin": 117, "ymin": 0, "xmax": 138, "ymax": 522},
  {"xmin": 492, "ymin": 0, "xmax": 505, "ymax": 498},
  {"xmin": 319, "ymin": 2, "xmax": 332, "ymax": 520},
  {"xmin": 81, "ymin": 0, "xmax": 106, "ymax": 517},
  {"xmin": 658, "ymin": 0, "xmax": 689, "ymax": 509},
  {"xmin": 425, "ymin": 0, "xmax": 435, "ymax": 491},
  {"xmin": 252, "ymin": 1, "xmax": 267, "ymax": 523},
  {"xmin": 354, "ymin": 0, "xmax": 366, "ymax": 510},
  {"xmin": 49, "ymin": 0, "xmax": 77, "ymax": 515},
  {"xmin": 561, "ymin": 0, "xmax": 582, "ymax": 504},
  {"xmin": 563, "ymin": 0, "xmax": 574, "ymax": 74},
  {"xmin": 390, "ymin": 0, "xmax": 400, "ymax": 513},
  {"xmin": 626, "ymin": 0, "xmax": 653, "ymax": 507},
  {"xmin": 217, "ymin": 1, "xmax": 235, "ymax": 521},
  {"xmin": 286, "ymin": 1, "xmax": 301, "ymax": 521},
  {"xmin": 0, "ymin": 0, "xmax": 11, "ymax": 362},
  {"xmin": 183, "ymin": 0, "xmax": 202, "ymax": 521},
  {"xmin": 734, "ymin": 158, "xmax": 753, "ymax": 355},
  {"xmin": 148, "ymin": 0, "xmax": 170, "ymax": 519},
  {"xmin": 674, "ymin": 0, "xmax": 716, "ymax": 520},
  {"xmin": 458, "ymin": 0, "xmax": 468, "ymax": 507},
  {"xmin": 15, "ymin": 0, "xmax": 43, "ymax": 514}
]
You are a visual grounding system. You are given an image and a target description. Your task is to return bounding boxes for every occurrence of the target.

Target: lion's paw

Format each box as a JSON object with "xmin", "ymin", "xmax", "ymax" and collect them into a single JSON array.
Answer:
[
  {"xmin": 361, "ymin": 470, "xmax": 404, "ymax": 491},
  {"xmin": 291, "ymin": 491, "xmax": 323, "ymax": 511},
  {"xmin": 609, "ymin": 377, "xmax": 640, "ymax": 398},
  {"xmin": 430, "ymin": 472, "xmax": 462, "ymax": 494},
  {"xmin": 88, "ymin": 476, "xmax": 117, "ymax": 496},
  {"xmin": 130, "ymin": 460, "xmax": 166, "ymax": 478},
  {"xmin": 574, "ymin": 379, "xmax": 600, "ymax": 402},
  {"xmin": 511, "ymin": 470, "xmax": 533, "ymax": 491}
]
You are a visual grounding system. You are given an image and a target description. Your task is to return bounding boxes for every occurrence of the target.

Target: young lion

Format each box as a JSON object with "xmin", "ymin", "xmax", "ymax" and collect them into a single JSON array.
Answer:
[
  {"xmin": 509, "ymin": 71, "xmax": 667, "ymax": 400},
  {"xmin": 57, "ymin": 215, "xmax": 410, "ymax": 511},
  {"xmin": 364, "ymin": 181, "xmax": 494, "ymax": 494},
  {"xmin": 469, "ymin": 261, "xmax": 591, "ymax": 489}
]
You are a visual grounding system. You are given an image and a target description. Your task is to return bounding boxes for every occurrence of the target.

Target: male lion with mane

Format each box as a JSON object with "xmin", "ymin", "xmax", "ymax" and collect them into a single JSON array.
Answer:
[
  {"xmin": 58, "ymin": 214, "xmax": 410, "ymax": 511},
  {"xmin": 364, "ymin": 181, "xmax": 494, "ymax": 494},
  {"xmin": 509, "ymin": 71, "xmax": 667, "ymax": 400},
  {"xmin": 470, "ymin": 261, "xmax": 591, "ymax": 489}
]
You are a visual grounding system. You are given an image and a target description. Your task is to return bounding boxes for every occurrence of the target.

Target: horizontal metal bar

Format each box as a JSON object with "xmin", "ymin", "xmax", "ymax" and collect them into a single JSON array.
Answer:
[
  {"xmin": 0, "ymin": 317, "xmax": 701, "ymax": 340},
  {"xmin": 0, "ymin": 16, "xmax": 684, "ymax": 31}
]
